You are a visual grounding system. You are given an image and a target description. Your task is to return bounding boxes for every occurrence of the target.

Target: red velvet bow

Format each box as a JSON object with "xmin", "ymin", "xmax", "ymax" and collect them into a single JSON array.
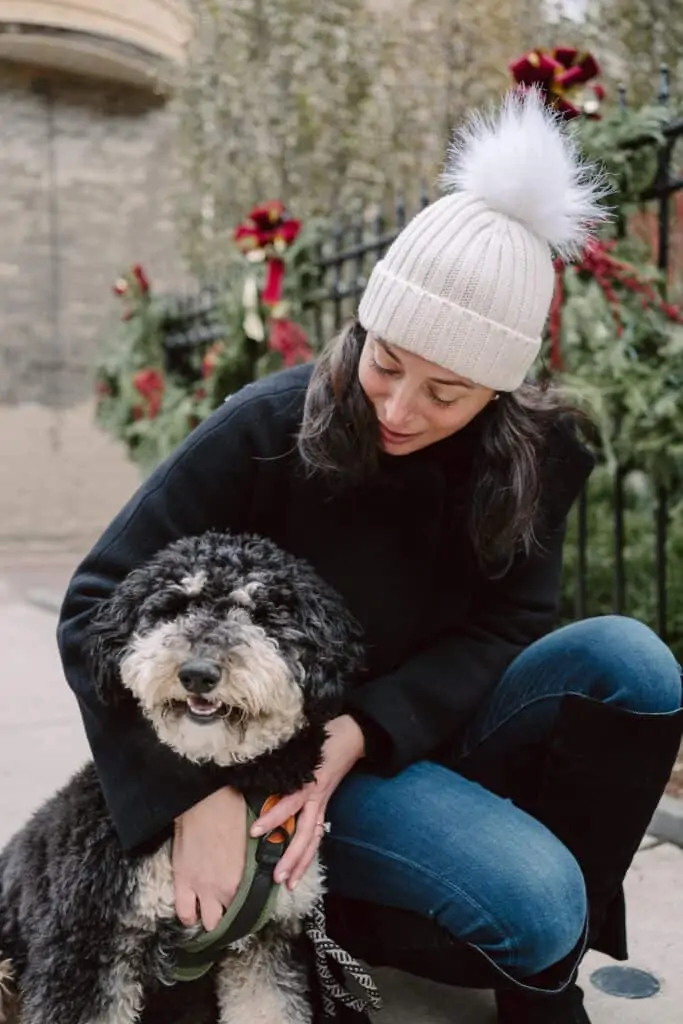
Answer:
[
  {"xmin": 510, "ymin": 46, "xmax": 602, "ymax": 119},
  {"xmin": 234, "ymin": 201, "xmax": 302, "ymax": 306}
]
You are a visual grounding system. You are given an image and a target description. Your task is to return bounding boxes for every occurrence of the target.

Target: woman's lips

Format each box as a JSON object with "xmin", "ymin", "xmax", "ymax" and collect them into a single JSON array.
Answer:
[{"xmin": 379, "ymin": 423, "xmax": 418, "ymax": 445}]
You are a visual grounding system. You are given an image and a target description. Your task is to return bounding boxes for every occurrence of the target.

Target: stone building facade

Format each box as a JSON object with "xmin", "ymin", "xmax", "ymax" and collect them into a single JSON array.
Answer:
[{"xmin": 0, "ymin": 2, "xmax": 193, "ymax": 552}]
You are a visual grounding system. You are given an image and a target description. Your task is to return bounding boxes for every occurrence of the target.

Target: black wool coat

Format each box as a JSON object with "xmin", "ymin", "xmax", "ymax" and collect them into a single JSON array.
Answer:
[{"xmin": 57, "ymin": 363, "xmax": 595, "ymax": 853}]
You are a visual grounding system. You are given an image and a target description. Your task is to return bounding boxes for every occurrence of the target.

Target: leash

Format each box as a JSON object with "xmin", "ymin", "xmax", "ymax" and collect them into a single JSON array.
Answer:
[
  {"xmin": 304, "ymin": 899, "xmax": 383, "ymax": 1018},
  {"xmin": 169, "ymin": 792, "xmax": 383, "ymax": 1016}
]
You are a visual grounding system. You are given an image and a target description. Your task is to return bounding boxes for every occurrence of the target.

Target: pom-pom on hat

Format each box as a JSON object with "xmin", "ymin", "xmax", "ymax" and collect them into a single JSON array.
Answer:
[{"xmin": 358, "ymin": 89, "xmax": 608, "ymax": 391}]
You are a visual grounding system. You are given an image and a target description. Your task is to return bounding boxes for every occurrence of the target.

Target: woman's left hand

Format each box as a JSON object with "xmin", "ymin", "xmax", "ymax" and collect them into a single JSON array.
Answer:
[{"xmin": 250, "ymin": 714, "xmax": 365, "ymax": 891}]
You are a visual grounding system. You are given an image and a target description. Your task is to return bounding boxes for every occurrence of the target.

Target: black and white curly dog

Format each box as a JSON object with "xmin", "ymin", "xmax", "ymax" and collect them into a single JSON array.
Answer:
[{"xmin": 0, "ymin": 531, "xmax": 365, "ymax": 1024}]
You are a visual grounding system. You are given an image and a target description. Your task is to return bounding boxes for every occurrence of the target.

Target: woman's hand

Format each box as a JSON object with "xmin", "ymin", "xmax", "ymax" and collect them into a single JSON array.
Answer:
[
  {"xmin": 172, "ymin": 785, "xmax": 247, "ymax": 931},
  {"xmin": 250, "ymin": 714, "xmax": 365, "ymax": 891}
]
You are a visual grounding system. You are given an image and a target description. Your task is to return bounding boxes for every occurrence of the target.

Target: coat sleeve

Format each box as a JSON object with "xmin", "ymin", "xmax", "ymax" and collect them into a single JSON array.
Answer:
[
  {"xmin": 345, "ymin": 424, "xmax": 595, "ymax": 774},
  {"xmin": 56, "ymin": 385, "xmax": 299, "ymax": 852}
]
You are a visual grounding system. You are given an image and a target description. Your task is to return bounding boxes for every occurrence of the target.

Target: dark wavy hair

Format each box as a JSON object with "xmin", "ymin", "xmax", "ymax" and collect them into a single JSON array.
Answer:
[{"xmin": 298, "ymin": 320, "xmax": 589, "ymax": 572}]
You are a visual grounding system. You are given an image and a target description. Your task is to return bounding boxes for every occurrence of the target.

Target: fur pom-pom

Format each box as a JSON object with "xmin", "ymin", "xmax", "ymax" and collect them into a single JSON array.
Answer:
[{"xmin": 439, "ymin": 89, "xmax": 609, "ymax": 259}]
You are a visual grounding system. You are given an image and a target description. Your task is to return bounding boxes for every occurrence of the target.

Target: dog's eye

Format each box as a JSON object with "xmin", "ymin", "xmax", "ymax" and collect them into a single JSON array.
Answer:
[{"xmin": 142, "ymin": 590, "xmax": 191, "ymax": 621}]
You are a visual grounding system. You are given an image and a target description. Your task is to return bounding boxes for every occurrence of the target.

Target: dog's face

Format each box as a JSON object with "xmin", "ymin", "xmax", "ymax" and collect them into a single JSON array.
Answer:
[
  {"xmin": 119, "ymin": 586, "xmax": 307, "ymax": 767},
  {"xmin": 85, "ymin": 533, "xmax": 363, "ymax": 767}
]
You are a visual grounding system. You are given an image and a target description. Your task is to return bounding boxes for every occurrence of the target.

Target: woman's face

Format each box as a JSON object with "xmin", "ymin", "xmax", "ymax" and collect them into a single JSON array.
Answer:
[{"xmin": 358, "ymin": 333, "xmax": 497, "ymax": 455}]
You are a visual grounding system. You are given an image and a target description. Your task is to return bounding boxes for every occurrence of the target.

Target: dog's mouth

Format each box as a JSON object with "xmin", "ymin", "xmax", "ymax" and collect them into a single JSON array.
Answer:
[{"xmin": 169, "ymin": 696, "xmax": 242, "ymax": 725}]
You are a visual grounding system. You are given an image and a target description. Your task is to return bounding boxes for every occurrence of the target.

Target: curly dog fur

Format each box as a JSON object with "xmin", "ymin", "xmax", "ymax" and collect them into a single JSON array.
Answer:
[{"xmin": 0, "ymin": 532, "xmax": 364, "ymax": 1024}]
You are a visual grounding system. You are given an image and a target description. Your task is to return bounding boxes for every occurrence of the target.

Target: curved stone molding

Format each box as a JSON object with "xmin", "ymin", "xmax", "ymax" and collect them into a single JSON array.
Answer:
[{"xmin": 0, "ymin": 1, "xmax": 192, "ymax": 87}]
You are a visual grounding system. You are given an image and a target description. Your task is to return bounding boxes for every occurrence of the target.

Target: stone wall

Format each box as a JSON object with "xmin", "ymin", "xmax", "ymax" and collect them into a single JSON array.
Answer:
[
  {"xmin": 0, "ymin": 400, "xmax": 140, "ymax": 554},
  {"xmin": 0, "ymin": 59, "xmax": 191, "ymax": 551}
]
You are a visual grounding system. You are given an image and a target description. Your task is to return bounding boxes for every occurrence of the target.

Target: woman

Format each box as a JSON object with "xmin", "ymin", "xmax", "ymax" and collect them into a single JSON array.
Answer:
[{"xmin": 58, "ymin": 93, "xmax": 683, "ymax": 1023}]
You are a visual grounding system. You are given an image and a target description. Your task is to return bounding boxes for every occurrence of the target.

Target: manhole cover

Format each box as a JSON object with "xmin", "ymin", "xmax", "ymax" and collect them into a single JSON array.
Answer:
[{"xmin": 590, "ymin": 966, "xmax": 661, "ymax": 999}]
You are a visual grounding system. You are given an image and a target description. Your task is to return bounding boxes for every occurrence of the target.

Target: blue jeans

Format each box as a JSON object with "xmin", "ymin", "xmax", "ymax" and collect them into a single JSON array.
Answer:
[{"xmin": 325, "ymin": 617, "xmax": 682, "ymax": 978}]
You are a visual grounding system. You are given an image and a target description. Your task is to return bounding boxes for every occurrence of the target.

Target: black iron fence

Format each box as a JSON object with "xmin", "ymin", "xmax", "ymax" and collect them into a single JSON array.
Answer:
[
  {"xmin": 161, "ymin": 76, "xmax": 683, "ymax": 650},
  {"xmin": 302, "ymin": 190, "xmax": 428, "ymax": 346},
  {"xmin": 161, "ymin": 289, "xmax": 228, "ymax": 380}
]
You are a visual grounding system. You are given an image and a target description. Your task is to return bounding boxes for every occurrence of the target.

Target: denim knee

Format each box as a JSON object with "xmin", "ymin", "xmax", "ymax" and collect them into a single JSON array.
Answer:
[
  {"xmin": 437, "ymin": 829, "xmax": 587, "ymax": 978},
  {"xmin": 501, "ymin": 842, "xmax": 587, "ymax": 977},
  {"xmin": 561, "ymin": 616, "xmax": 682, "ymax": 714}
]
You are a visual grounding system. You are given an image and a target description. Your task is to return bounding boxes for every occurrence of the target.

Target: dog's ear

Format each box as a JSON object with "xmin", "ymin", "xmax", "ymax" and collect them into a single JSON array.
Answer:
[
  {"xmin": 83, "ymin": 572, "xmax": 149, "ymax": 705},
  {"xmin": 292, "ymin": 578, "xmax": 365, "ymax": 715}
]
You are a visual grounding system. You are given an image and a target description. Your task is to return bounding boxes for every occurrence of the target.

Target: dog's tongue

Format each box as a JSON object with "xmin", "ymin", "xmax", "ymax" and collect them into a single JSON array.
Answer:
[{"xmin": 187, "ymin": 695, "xmax": 220, "ymax": 715}]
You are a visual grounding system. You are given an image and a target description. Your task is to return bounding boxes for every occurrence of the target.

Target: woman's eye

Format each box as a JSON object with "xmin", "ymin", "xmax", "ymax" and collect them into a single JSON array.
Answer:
[
  {"xmin": 430, "ymin": 392, "xmax": 459, "ymax": 407},
  {"xmin": 370, "ymin": 356, "xmax": 398, "ymax": 376}
]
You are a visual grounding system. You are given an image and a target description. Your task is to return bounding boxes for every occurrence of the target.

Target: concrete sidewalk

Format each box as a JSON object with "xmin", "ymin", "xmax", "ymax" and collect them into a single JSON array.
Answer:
[{"xmin": 0, "ymin": 567, "xmax": 681, "ymax": 1023}]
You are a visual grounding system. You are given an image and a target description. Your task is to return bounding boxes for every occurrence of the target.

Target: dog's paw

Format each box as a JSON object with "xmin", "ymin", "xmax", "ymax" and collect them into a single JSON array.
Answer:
[{"xmin": 273, "ymin": 858, "xmax": 325, "ymax": 925}]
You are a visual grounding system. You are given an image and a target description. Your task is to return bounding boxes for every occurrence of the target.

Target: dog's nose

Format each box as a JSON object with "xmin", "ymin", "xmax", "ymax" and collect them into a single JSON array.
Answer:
[{"xmin": 178, "ymin": 659, "xmax": 222, "ymax": 694}]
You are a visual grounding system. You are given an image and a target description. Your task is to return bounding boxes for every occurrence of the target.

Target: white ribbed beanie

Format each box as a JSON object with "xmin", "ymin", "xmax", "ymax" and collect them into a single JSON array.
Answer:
[{"xmin": 358, "ymin": 90, "xmax": 606, "ymax": 391}]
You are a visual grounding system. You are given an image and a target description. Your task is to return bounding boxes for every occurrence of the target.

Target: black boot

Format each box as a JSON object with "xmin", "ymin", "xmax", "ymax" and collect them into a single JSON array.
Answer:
[
  {"xmin": 490, "ymin": 693, "xmax": 683, "ymax": 1022},
  {"xmin": 324, "ymin": 895, "xmax": 584, "ymax": 996},
  {"xmin": 322, "ymin": 895, "xmax": 597, "ymax": 1024},
  {"xmin": 496, "ymin": 983, "xmax": 590, "ymax": 1023},
  {"xmin": 514, "ymin": 694, "xmax": 683, "ymax": 955}
]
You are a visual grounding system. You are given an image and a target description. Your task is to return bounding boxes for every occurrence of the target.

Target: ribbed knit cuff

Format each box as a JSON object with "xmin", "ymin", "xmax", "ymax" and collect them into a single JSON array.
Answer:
[{"xmin": 359, "ymin": 264, "xmax": 541, "ymax": 392}]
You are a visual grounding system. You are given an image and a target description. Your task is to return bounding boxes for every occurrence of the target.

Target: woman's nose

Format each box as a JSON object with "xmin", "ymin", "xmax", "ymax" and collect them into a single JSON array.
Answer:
[{"xmin": 383, "ymin": 386, "xmax": 413, "ymax": 427}]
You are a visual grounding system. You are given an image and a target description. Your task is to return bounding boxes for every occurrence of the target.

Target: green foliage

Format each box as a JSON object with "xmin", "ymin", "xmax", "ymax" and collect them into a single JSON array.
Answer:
[
  {"xmin": 94, "ymin": 286, "xmax": 210, "ymax": 474},
  {"xmin": 574, "ymin": 104, "xmax": 673, "ymax": 212},
  {"xmin": 551, "ymin": 244, "xmax": 683, "ymax": 488}
]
